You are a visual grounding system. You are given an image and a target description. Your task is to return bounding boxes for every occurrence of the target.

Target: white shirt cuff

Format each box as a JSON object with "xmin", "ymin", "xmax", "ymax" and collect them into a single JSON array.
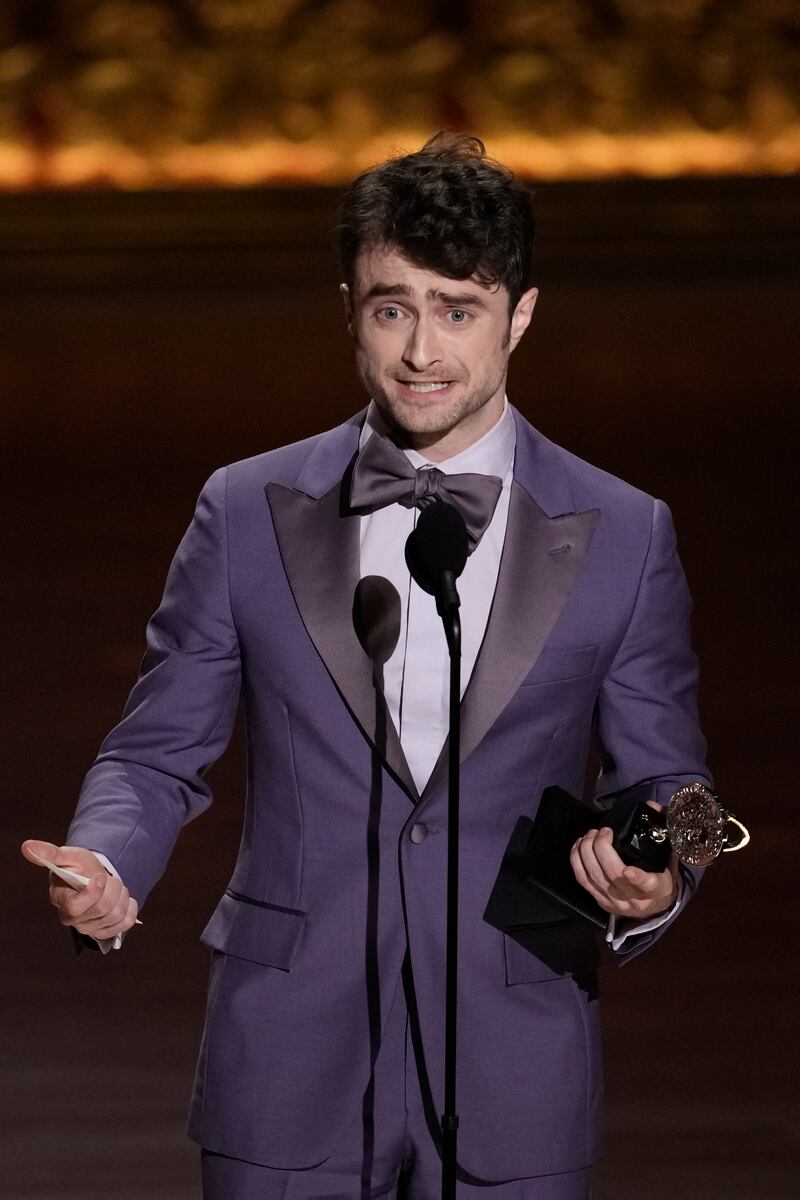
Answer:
[
  {"xmin": 605, "ymin": 873, "xmax": 684, "ymax": 951},
  {"xmin": 87, "ymin": 852, "xmax": 124, "ymax": 953}
]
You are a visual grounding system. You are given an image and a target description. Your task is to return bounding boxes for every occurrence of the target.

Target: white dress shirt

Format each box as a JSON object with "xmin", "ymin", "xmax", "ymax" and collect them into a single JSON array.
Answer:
[
  {"xmin": 91, "ymin": 399, "xmax": 679, "ymax": 951},
  {"xmin": 358, "ymin": 398, "xmax": 516, "ymax": 792}
]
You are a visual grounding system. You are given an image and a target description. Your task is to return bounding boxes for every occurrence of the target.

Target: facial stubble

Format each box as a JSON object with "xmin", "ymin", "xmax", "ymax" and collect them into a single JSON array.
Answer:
[{"xmin": 353, "ymin": 325, "xmax": 512, "ymax": 444}]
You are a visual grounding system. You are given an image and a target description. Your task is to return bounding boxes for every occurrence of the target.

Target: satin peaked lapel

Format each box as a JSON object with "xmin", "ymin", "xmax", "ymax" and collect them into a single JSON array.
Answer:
[
  {"xmin": 266, "ymin": 480, "xmax": 419, "ymax": 802},
  {"xmin": 421, "ymin": 482, "xmax": 600, "ymax": 801}
]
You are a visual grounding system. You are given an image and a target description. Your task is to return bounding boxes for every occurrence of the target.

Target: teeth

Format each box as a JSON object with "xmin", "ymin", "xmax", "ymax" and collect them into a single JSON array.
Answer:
[{"xmin": 406, "ymin": 381, "xmax": 450, "ymax": 392}]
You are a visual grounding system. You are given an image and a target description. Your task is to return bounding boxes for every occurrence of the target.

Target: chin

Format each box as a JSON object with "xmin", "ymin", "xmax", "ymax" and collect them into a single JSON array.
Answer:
[
  {"xmin": 408, "ymin": 397, "xmax": 497, "ymax": 439},
  {"xmin": 391, "ymin": 399, "xmax": 454, "ymax": 429},
  {"xmin": 384, "ymin": 405, "xmax": 461, "ymax": 441},
  {"xmin": 380, "ymin": 387, "xmax": 472, "ymax": 432}
]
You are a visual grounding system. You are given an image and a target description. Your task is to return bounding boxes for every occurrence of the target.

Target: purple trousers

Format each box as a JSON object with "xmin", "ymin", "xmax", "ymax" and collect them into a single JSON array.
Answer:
[{"xmin": 200, "ymin": 973, "xmax": 592, "ymax": 1200}]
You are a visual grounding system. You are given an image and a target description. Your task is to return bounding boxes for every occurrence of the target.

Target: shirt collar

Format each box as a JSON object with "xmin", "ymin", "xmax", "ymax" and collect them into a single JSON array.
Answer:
[{"xmin": 361, "ymin": 397, "xmax": 516, "ymax": 480}]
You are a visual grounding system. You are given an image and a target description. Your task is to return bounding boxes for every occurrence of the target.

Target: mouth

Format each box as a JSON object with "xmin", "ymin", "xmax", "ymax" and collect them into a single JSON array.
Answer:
[{"xmin": 395, "ymin": 379, "xmax": 455, "ymax": 395}]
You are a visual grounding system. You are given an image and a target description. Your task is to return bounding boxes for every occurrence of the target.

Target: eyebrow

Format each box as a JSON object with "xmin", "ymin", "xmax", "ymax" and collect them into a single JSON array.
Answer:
[
  {"xmin": 362, "ymin": 282, "xmax": 489, "ymax": 310},
  {"xmin": 433, "ymin": 289, "xmax": 489, "ymax": 310},
  {"xmin": 363, "ymin": 282, "xmax": 413, "ymax": 301}
]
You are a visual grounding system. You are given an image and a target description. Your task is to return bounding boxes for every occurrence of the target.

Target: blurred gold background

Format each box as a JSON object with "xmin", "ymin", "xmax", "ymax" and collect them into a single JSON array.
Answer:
[{"xmin": 1, "ymin": 0, "xmax": 799, "ymax": 187}]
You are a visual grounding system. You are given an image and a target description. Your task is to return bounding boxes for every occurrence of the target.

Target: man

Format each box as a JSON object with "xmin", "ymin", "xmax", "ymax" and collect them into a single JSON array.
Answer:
[{"xmin": 23, "ymin": 134, "xmax": 709, "ymax": 1199}]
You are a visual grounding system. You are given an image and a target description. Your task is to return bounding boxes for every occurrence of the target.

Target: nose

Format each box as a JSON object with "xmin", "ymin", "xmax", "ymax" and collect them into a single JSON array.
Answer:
[{"xmin": 401, "ymin": 315, "xmax": 443, "ymax": 372}]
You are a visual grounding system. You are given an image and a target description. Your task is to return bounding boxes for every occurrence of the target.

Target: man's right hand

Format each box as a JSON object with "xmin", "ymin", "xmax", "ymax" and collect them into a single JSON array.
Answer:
[{"xmin": 21, "ymin": 840, "xmax": 139, "ymax": 939}]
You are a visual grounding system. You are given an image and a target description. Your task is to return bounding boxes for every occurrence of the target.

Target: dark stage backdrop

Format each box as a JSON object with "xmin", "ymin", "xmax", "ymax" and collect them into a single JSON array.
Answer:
[{"xmin": 3, "ymin": 178, "xmax": 799, "ymax": 1199}]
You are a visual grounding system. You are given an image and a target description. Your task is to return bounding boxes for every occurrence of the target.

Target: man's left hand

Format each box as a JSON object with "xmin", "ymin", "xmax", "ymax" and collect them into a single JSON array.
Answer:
[{"xmin": 569, "ymin": 826, "xmax": 679, "ymax": 919}]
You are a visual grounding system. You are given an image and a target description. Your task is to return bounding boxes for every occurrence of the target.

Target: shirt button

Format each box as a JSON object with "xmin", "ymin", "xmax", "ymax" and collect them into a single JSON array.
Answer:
[{"xmin": 410, "ymin": 823, "xmax": 429, "ymax": 844}]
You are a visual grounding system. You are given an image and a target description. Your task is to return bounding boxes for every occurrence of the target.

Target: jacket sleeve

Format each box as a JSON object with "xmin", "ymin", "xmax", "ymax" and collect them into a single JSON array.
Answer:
[
  {"xmin": 66, "ymin": 467, "xmax": 241, "ymax": 913},
  {"xmin": 593, "ymin": 498, "xmax": 711, "ymax": 961}
]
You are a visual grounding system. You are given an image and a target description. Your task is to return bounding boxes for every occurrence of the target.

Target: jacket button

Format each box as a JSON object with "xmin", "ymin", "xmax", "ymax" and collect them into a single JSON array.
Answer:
[{"xmin": 410, "ymin": 823, "xmax": 429, "ymax": 844}]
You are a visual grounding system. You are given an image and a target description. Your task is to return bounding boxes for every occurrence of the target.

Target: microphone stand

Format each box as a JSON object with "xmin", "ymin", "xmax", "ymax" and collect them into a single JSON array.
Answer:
[
  {"xmin": 439, "ymin": 570, "xmax": 461, "ymax": 1200},
  {"xmin": 404, "ymin": 503, "xmax": 468, "ymax": 1200}
]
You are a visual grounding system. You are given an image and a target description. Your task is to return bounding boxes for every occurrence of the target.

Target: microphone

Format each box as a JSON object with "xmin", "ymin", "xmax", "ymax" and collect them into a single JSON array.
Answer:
[
  {"xmin": 405, "ymin": 500, "xmax": 469, "ymax": 617},
  {"xmin": 352, "ymin": 576, "xmax": 402, "ymax": 677}
]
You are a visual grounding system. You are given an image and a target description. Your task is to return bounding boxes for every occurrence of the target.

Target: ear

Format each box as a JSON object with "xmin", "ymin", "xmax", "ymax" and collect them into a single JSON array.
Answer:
[
  {"xmin": 340, "ymin": 282, "xmax": 355, "ymax": 337},
  {"xmin": 508, "ymin": 286, "xmax": 539, "ymax": 352}
]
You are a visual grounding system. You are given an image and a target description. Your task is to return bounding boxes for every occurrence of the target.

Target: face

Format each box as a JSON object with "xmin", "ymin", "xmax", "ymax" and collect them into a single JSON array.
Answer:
[{"xmin": 342, "ymin": 245, "xmax": 538, "ymax": 460}]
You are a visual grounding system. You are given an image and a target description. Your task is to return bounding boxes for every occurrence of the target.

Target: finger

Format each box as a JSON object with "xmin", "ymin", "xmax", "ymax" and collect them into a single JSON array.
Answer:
[
  {"xmin": 48, "ymin": 871, "xmax": 102, "ymax": 911},
  {"xmin": 590, "ymin": 835, "xmax": 647, "ymax": 904},
  {"xmin": 576, "ymin": 830, "xmax": 614, "ymax": 894},
  {"xmin": 21, "ymin": 839, "xmax": 62, "ymax": 868},
  {"xmin": 572, "ymin": 834, "xmax": 653, "ymax": 916},
  {"xmin": 58, "ymin": 872, "xmax": 119, "ymax": 924},
  {"xmin": 570, "ymin": 839, "xmax": 615, "ymax": 912},
  {"xmin": 75, "ymin": 917, "xmax": 122, "ymax": 938},
  {"xmin": 591, "ymin": 830, "xmax": 662, "ymax": 902},
  {"xmin": 573, "ymin": 834, "xmax": 682, "ymax": 917},
  {"xmin": 590, "ymin": 828, "xmax": 635, "ymax": 890},
  {"xmin": 54, "ymin": 872, "xmax": 105, "ymax": 922},
  {"xmin": 29, "ymin": 841, "xmax": 105, "ymax": 878},
  {"xmin": 605, "ymin": 876, "xmax": 642, "ymax": 904},
  {"xmin": 118, "ymin": 896, "xmax": 140, "ymax": 933},
  {"xmin": 67, "ymin": 872, "xmax": 124, "ymax": 923},
  {"xmin": 79, "ymin": 894, "xmax": 138, "ymax": 938},
  {"xmin": 53, "ymin": 845, "xmax": 104, "ymax": 873},
  {"xmin": 84, "ymin": 894, "xmax": 130, "ymax": 935},
  {"xmin": 620, "ymin": 866, "xmax": 680, "ymax": 919},
  {"xmin": 621, "ymin": 865, "xmax": 660, "ymax": 896}
]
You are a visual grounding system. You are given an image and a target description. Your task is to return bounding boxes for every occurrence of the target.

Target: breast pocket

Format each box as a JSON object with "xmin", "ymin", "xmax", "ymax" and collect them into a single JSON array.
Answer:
[
  {"xmin": 200, "ymin": 889, "xmax": 307, "ymax": 970},
  {"xmin": 518, "ymin": 643, "xmax": 600, "ymax": 687}
]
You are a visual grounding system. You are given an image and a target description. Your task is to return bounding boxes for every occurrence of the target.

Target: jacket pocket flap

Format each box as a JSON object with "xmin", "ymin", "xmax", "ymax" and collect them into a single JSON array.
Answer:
[
  {"xmin": 504, "ymin": 932, "xmax": 566, "ymax": 984},
  {"xmin": 504, "ymin": 921, "xmax": 601, "ymax": 984},
  {"xmin": 200, "ymin": 890, "xmax": 307, "ymax": 969},
  {"xmin": 519, "ymin": 643, "xmax": 600, "ymax": 686}
]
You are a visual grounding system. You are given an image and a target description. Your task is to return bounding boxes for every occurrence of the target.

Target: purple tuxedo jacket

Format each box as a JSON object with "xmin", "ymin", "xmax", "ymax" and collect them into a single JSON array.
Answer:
[{"xmin": 68, "ymin": 406, "xmax": 709, "ymax": 1180}]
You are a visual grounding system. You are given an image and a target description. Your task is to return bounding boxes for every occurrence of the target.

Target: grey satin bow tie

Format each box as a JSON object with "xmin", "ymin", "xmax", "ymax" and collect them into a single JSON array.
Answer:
[{"xmin": 349, "ymin": 429, "xmax": 503, "ymax": 551}]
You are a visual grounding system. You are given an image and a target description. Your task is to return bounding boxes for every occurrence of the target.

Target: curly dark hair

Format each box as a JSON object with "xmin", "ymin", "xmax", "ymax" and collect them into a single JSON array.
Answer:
[{"xmin": 336, "ymin": 132, "xmax": 536, "ymax": 316}]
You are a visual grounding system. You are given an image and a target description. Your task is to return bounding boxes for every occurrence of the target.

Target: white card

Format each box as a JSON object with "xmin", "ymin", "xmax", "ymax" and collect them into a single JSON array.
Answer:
[{"xmin": 35, "ymin": 857, "xmax": 90, "ymax": 888}]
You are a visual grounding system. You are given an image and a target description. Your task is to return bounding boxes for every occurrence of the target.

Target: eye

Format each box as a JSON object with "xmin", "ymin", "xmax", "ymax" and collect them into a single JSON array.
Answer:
[
  {"xmin": 448, "ymin": 309, "xmax": 469, "ymax": 323},
  {"xmin": 379, "ymin": 306, "xmax": 401, "ymax": 320}
]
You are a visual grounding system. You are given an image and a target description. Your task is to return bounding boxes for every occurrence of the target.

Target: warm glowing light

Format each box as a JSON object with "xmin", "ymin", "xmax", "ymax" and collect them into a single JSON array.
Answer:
[
  {"xmin": 1, "ymin": 126, "xmax": 798, "ymax": 190},
  {"xmin": 1, "ymin": 2, "xmax": 798, "ymax": 188}
]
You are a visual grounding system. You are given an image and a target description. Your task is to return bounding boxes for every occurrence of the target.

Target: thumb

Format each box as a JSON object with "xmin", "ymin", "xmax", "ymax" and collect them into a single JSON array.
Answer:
[
  {"xmin": 21, "ymin": 840, "xmax": 102, "ymax": 877},
  {"xmin": 21, "ymin": 839, "xmax": 61, "ymax": 868}
]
